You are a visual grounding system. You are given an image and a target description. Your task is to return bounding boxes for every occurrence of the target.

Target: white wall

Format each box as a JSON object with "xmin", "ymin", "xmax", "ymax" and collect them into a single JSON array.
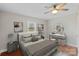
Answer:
[
  {"xmin": 76, "ymin": 11, "xmax": 79, "ymax": 55},
  {"xmin": 47, "ymin": 14, "xmax": 77, "ymax": 46},
  {"xmin": 0, "ymin": 11, "xmax": 47, "ymax": 50}
]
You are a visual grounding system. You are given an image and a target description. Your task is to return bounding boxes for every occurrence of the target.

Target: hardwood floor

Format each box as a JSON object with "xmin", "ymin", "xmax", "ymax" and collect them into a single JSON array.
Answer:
[
  {"xmin": 0, "ymin": 45, "xmax": 78, "ymax": 56},
  {"xmin": 58, "ymin": 45, "xmax": 78, "ymax": 56},
  {"xmin": 0, "ymin": 49, "xmax": 23, "ymax": 56}
]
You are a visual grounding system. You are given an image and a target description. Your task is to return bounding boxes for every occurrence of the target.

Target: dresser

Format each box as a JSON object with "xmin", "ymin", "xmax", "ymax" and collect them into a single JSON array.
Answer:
[{"xmin": 49, "ymin": 33, "xmax": 66, "ymax": 45}]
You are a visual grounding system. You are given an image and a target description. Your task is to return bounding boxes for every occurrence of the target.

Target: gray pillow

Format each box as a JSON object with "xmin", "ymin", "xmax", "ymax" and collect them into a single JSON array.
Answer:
[
  {"xmin": 31, "ymin": 35, "xmax": 38, "ymax": 42},
  {"xmin": 22, "ymin": 37, "xmax": 32, "ymax": 43},
  {"xmin": 36, "ymin": 35, "xmax": 41, "ymax": 40}
]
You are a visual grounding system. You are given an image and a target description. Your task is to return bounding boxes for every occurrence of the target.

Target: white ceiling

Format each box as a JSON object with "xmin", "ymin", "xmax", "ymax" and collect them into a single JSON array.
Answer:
[{"xmin": 0, "ymin": 3, "xmax": 79, "ymax": 20}]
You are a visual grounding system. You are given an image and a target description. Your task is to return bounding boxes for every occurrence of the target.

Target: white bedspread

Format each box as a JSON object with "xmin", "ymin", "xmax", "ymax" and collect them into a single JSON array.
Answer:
[{"xmin": 20, "ymin": 39, "xmax": 44, "ymax": 47}]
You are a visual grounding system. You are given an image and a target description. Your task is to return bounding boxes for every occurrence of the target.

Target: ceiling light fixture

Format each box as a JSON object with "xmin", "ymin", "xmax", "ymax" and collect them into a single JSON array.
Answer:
[{"xmin": 52, "ymin": 10, "xmax": 58, "ymax": 14}]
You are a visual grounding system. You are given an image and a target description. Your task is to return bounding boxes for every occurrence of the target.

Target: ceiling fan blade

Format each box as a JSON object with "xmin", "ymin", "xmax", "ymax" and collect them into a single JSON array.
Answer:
[
  {"xmin": 62, "ymin": 3, "xmax": 66, "ymax": 5},
  {"xmin": 45, "ymin": 6, "xmax": 51, "ymax": 8},
  {"xmin": 56, "ymin": 3, "xmax": 66, "ymax": 9},
  {"xmin": 44, "ymin": 10, "xmax": 52, "ymax": 14},
  {"xmin": 59, "ymin": 3, "xmax": 66, "ymax": 7},
  {"xmin": 44, "ymin": 11, "xmax": 50, "ymax": 14},
  {"xmin": 45, "ymin": 4, "xmax": 54, "ymax": 9},
  {"xmin": 61, "ymin": 9, "xmax": 69, "ymax": 11}
]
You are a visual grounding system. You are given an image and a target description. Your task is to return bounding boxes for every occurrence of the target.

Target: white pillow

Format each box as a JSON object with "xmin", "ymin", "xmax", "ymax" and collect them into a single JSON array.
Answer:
[
  {"xmin": 51, "ymin": 39, "xmax": 56, "ymax": 41},
  {"xmin": 36, "ymin": 35, "xmax": 41, "ymax": 40},
  {"xmin": 22, "ymin": 37, "xmax": 32, "ymax": 43}
]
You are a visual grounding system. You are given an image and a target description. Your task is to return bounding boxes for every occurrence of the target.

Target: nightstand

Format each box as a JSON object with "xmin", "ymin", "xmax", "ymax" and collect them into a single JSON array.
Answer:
[{"xmin": 7, "ymin": 41, "xmax": 18, "ymax": 52}]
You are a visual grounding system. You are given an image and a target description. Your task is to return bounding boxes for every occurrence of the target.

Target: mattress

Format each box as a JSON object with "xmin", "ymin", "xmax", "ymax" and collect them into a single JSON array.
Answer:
[{"xmin": 19, "ymin": 39, "xmax": 57, "ymax": 56}]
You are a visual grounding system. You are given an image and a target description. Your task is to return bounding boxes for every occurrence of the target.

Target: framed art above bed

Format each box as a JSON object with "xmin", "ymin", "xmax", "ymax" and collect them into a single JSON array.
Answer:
[
  {"xmin": 26, "ymin": 21, "xmax": 37, "ymax": 33},
  {"xmin": 14, "ymin": 22, "xmax": 23, "ymax": 33}
]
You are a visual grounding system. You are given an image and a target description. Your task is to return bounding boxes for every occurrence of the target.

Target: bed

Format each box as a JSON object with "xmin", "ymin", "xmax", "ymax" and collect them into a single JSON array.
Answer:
[{"xmin": 18, "ymin": 33, "xmax": 58, "ymax": 56}]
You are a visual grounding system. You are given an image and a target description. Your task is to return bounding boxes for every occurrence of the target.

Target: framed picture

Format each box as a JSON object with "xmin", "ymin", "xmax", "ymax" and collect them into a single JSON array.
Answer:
[
  {"xmin": 27, "ymin": 21, "xmax": 37, "ymax": 32},
  {"xmin": 38, "ymin": 24, "xmax": 44, "ymax": 31},
  {"xmin": 37, "ymin": 24, "xmax": 44, "ymax": 35},
  {"xmin": 14, "ymin": 22, "xmax": 23, "ymax": 33}
]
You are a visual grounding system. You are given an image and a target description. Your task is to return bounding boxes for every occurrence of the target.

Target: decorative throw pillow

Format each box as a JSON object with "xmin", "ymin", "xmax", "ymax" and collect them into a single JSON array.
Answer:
[
  {"xmin": 36, "ymin": 35, "xmax": 41, "ymax": 40},
  {"xmin": 31, "ymin": 35, "xmax": 38, "ymax": 42},
  {"xmin": 41, "ymin": 35, "xmax": 44, "ymax": 39},
  {"xmin": 22, "ymin": 37, "xmax": 32, "ymax": 43}
]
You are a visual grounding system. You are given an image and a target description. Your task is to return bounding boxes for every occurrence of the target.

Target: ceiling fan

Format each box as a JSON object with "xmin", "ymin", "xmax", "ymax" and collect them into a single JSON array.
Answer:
[{"xmin": 44, "ymin": 3, "xmax": 69, "ymax": 14}]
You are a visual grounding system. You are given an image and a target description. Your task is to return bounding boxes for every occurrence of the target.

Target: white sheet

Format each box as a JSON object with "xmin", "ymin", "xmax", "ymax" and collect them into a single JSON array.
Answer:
[
  {"xmin": 20, "ymin": 39, "xmax": 45, "ymax": 47},
  {"xmin": 53, "ymin": 34, "xmax": 65, "ymax": 36}
]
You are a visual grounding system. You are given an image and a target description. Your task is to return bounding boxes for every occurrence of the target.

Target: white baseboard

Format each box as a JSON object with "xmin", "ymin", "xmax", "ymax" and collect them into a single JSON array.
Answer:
[
  {"xmin": 67, "ymin": 43, "xmax": 78, "ymax": 47},
  {"xmin": 0, "ymin": 49, "xmax": 7, "ymax": 55}
]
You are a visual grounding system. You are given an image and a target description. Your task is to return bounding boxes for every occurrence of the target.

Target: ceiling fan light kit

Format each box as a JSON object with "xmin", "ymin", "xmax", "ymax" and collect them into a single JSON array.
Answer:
[
  {"xmin": 52, "ymin": 10, "xmax": 58, "ymax": 14},
  {"xmin": 44, "ymin": 3, "xmax": 68, "ymax": 14}
]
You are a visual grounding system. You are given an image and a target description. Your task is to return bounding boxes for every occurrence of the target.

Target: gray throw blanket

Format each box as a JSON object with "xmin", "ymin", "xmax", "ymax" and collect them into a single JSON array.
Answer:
[{"xmin": 26, "ymin": 40, "xmax": 57, "ymax": 56}]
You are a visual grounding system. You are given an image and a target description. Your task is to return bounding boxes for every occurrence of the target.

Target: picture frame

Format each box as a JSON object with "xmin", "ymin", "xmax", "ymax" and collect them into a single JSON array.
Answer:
[
  {"xmin": 27, "ymin": 21, "xmax": 37, "ymax": 32},
  {"xmin": 14, "ymin": 22, "xmax": 23, "ymax": 33},
  {"xmin": 37, "ymin": 24, "xmax": 44, "ymax": 35},
  {"xmin": 38, "ymin": 24, "xmax": 44, "ymax": 31}
]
